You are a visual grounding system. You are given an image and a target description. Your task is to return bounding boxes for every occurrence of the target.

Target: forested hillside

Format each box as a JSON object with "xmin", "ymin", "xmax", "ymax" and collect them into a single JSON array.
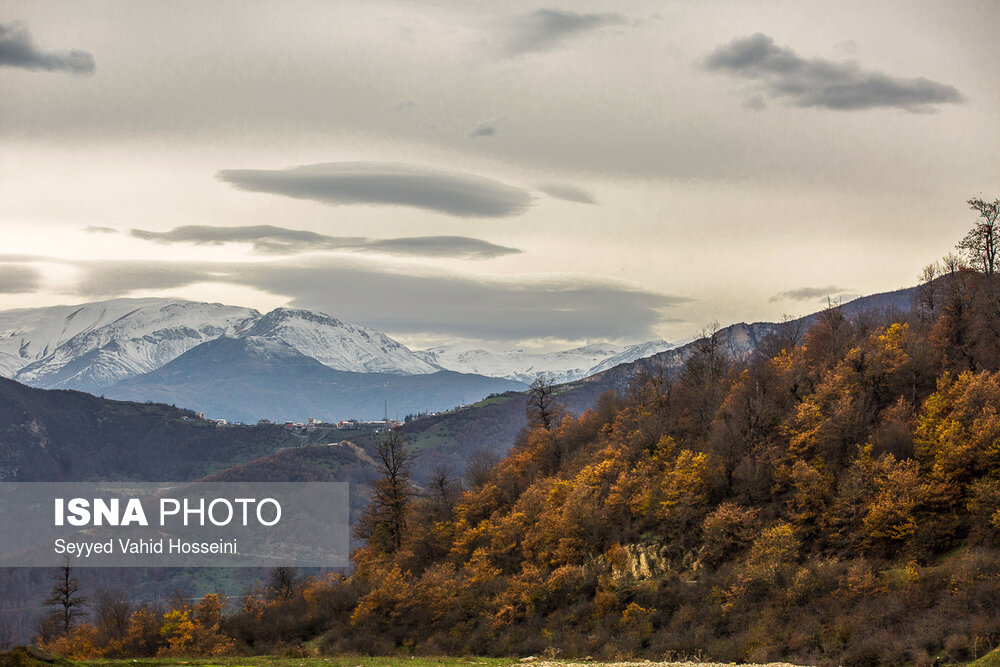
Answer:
[
  {"xmin": 228, "ymin": 265, "xmax": 1000, "ymax": 666},
  {"xmin": 42, "ymin": 260, "xmax": 1000, "ymax": 666}
]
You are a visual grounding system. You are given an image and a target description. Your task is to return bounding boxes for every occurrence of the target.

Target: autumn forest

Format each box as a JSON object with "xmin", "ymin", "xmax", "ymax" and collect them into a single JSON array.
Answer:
[{"xmin": 36, "ymin": 198, "xmax": 1000, "ymax": 667}]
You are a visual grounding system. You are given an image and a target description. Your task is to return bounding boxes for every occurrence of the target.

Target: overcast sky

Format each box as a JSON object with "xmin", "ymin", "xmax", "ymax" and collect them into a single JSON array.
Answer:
[{"xmin": 1, "ymin": 1, "xmax": 998, "ymax": 350}]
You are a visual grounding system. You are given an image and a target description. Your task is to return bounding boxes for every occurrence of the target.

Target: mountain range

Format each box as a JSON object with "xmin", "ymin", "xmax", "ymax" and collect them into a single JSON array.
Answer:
[
  {"xmin": 105, "ymin": 336, "xmax": 526, "ymax": 423},
  {"xmin": 0, "ymin": 285, "xmax": 914, "ymax": 422},
  {"xmin": 0, "ymin": 298, "xmax": 675, "ymax": 421},
  {"xmin": 414, "ymin": 338, "xmax": 675, "ymax": 385}
]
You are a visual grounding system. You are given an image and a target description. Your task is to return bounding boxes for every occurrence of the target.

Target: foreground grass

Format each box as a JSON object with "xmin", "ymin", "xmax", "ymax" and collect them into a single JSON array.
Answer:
[
  {"xmin": 79, "ymin": 658, "xmax": 809, "ymax": 667},
  {"xmin": 83, "ymin": 658, "xmax": 509, "ymax": 667},
  {"xmin": 75, "ymin": 653, "xmax": 1000, "ymax": 667}
]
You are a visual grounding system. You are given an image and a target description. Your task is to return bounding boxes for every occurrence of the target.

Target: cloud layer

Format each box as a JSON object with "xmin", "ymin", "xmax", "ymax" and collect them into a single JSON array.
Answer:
[
  {"xmin": 58, "ymin": 258, "xmax": 685, "ymax": 341},
  {"xmin": 539, "ymin": 183, "xmax": 597, "ymax": 204},
  {"xmin": 217, "ymin": 162, "xmax": 532, "ymax": 218},
  {"xmin": 769, "ymin": 285, "xmax": 853, "ymax": 302},
  {"xmin": 0, "ymin": 22, "xmax": 95, "ymax": 74},
  {"xmin": 128, "ymin": 225, "xmax": 520, "ymax": 259},
  {"xmin": 501, "ymin": 9, "xmax": 624, "ymax": 55},
  {"xmin": 0, "ymin": 264, "xmax": 40, "ymax": 293},
  {"xmin": 468, "ymin": 120, "xmax": 499, "ymax": 138},
  {"xmin": 705, "ymin": 33, "xmax": 963, "ymax": 112}
]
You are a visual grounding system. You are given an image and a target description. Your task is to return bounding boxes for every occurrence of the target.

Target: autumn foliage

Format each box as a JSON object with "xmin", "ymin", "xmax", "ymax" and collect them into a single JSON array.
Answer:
[
  {"xmin": 40, "ymin": 268, "xmax": 1000, "ymax": 666},
  {"xmin": 312, "ymin": 269, "xmax": 1000, "ymax": 665}
]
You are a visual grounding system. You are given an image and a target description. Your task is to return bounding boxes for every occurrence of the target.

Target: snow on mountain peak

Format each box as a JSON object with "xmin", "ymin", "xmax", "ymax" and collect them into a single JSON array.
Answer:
[
  {"xmin": 585, "ymin": 339, "xmax": 676, "ymax": 376},
  {"xmin": 0, "ymin": 297, "xmax": 673, "ymax": 393},
  {"xmin": 2, "ymin": 299, "xmax": 260, "ymax": 391},
  {"xmin": 415, "ymin": 340, "xmax": 667, "ymax": 385},
  {"xmin": 241, "ymin": 307, "xmax": 437, "ymax": 375}
]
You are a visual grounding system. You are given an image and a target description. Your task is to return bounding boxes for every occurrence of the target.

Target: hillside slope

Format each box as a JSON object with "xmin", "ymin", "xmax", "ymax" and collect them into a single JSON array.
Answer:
[
  {"xmin": 0, "ymin": 377, "xmax": 301, "ymax": 481},
  {"xmin": 246, "ymin": 271, "xmax": 995, "ymax": 666},
  {"xmin": 388, "ymin": 284, "xmax": 919, "ymax": 476}
]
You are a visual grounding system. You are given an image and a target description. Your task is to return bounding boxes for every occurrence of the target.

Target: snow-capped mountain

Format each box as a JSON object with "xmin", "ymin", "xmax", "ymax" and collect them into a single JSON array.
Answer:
[
  {"xmin": 414, "ymin": 341, "xmax": 675, "ymax": 385},
  {"xmin": 0, "ymin": 299, "xmax": 259, "ymax": 392},
  {"xmin": 240, "ymin": 308, "xmax": 437, "ymax": 375},
  {"xmin": 0, "ymin": 298, "xmax": 178, "ymax": 377},
  {"xmin": 585, "ymin": 339, "xmax": 677, "ymax": 376},
  {"xmin": 0, "ymin": 298, "xmax": 677, "ymax": 399},
  {"xmin": 0, "ymin": 298, "xmax": 436, "ymax": 393}
]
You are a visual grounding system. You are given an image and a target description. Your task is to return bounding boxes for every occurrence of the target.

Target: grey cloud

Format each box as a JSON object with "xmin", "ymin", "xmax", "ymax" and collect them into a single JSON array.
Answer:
[
  {"xmin": 0, "ymin": 22, "xmax": 95, "ymax": 74},
  {"xmin": 770, "ymin": 285, "xmax": 852, "ymax": 302},
  {"xmin": 130, "ymin": 225, "xmax": 333, "ymax": 254},
  {"xmin": 468, "ymin": 120, "xmax": 498, "ymax": 138},
  {"xmin": 74, "ymin": 263, "xmax": 220, "ymax": 298},
  {"xmin": 364, "ymin": 236, "xmax": 520, "ymax": 259},
  {"xmin": 84, "ymin": 225, "xmax": 117, "ymax": 234},
  {"xmin": 705, "ymin": 33, "xmax": 963, "ymax": 112},
  {"xmin": 539, "ymin": 183, "xmax": 596, "ymax": 204},
  {"xmin": 501, "ymin": 9, "xmax": 625, "ymax": 55},
  {"xmin": 260, "ymin": 266, "xmax": 686, "ymax": 340},
  {"xmin": 0, "ymin": 264, "xmax": 40, "ymax": 293},
  {"xmin": 128, "ymin": 225, "xmax": 520, "ymax": 259},
  {"xmin": 71, "ymin": 258, "xmax": 686, "ymax": 341},
  {"xmin": 217, "ymin": 162, "xmax": 532, "ymax": 218}
]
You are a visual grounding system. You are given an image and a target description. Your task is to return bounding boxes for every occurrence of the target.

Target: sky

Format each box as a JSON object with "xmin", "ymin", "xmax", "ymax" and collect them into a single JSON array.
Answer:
[{"xmin": 1, "ymin": 1, "xmax": 998, "ymax": 350}]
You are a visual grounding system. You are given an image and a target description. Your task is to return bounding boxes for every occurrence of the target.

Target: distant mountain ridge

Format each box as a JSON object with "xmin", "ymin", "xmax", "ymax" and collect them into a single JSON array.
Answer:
[
  {"xmin": 414, "ymin": 339, "xmax": 676, "ymax": 384},
  {"xmin": 564, "ymin": 283, "xmax": 920, "ymax": 403},
  {"xmin": 0, "ymin": 286, "xmax": 915, "ymax": 422},
  {"xmin": 0, "ymin": 298, "xmax": 674, "ymax": 392},
  {"xmin": 390, "ymin": 283, "xmax": 922, "ymax": 477},
  {"xmin": 105, "ymin": 335, "xmax": 526, "ymax": 422}
]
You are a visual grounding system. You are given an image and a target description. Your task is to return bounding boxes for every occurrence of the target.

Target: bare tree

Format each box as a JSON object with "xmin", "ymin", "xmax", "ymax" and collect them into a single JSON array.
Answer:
[
  {"xmin": 758, "ymin": 314, "xmax": 807, "ymax": 359},
  {"xmin": 426, "ymin": 465, "xmax": 463, "ymax": 521},
  {"xmin": 916, "ymin": 260, "xmax": 942, "ymax": 322},
  {"xmin": 94, "ymin": 589, "xmax": 131, "ymax": 641},
  {"xmin": 265, "ymin": 566, "xmax": 299, "ymax": 601},
  {"xmin": 44, "ymin": 563, "xmax": 88, "ymax": 635},
  {"xmin": 957, "ymin": 197, "xmax": 1000, "ymax": 276},
  {"xmin": 355, "ymin": 428, "xmax": 413, "ymax": 553},
  {"xmin": 527, "ymin": 375, "xmax": 563, "ymax": 430},
  {"xmin": 678, "ymin": 323, "xmax": 730, "ymax": 438},
  {"xmin": 942, "ymin": 251, "xmax": 967, "ymax": 275},
  {"xmin": 779, "ymin": 314, "xmax": 806, "ymax": 350},
  {"xmin": 465, "ymin": 446, "xmax": 500, "ymax": 488}
]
